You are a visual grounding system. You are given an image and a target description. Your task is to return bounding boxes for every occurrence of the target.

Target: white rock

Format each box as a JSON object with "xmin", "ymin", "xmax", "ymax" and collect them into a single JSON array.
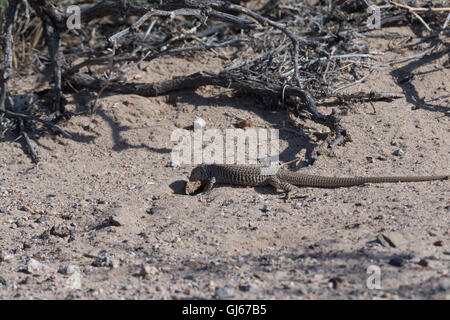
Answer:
[
  {"xmin": 294, "ymin": 201, "xmax": 303, "ymax": 209},
  {"xmin": 0, "ymin": 251, "xmax": 14, "ymax": 262},
  {"xmin": 193, "ymin": 117, "xmax": 206, "ymax": 130},
  {"xmin": 27, "ymin": 258, "xmax": 46, "ymax": 274},
  {"xmin": 141, "ymin": 265, "xmax": 159, "ymax": 277},
  {"xmin": 66, "ymin": 271, "xmax": 82, "ymax": 290},
  {"xmin": 59, "ymin": 264, "xmax": 79, "ymax": 275}
]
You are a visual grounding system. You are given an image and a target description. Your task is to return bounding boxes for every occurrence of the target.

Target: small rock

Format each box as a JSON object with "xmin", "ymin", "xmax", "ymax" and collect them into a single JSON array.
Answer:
[
  {"xmin": 293, "ymin": 202, "xmax": 303, "ymax": 209},
  {"xmin": 0, "ymin": 252, "xmax": 14, "ymax": 263},
  {"xmin": 27, "ymin": 258, "xmax": 46, "ymax": 274},
  {"xmin": 236, "ymin": 119, "xmax": 253, "ymax": 128},
  {"xmin": 282, "ymin": 282, "xmax": 295, "ymax": 290},
  {"xmin": 238, "ymin": 283, "xmax": 250, "ymax": 292},
  {"xmin": 222, "ymin": 200, "xmax": 233, "ymax": 206},
  {"xmin": 0, "ymin": 205, "xmax": 11, "ymax": 213},
  {"xmin": 296, "ymin": 253, "xmax": 308, "ymax": 260},
  {"xmin": 0, "ymin": 276, "xmax": 6, "ymax": 286},
  {"xmin": 141, "ymin": 265, "xmax": 159, "ymax": 278},
  {"xmin": 328, "ymin": 277, "xmax": 343, "ymax": 290},
  {"xmin": 66, "ymin": 271, "xmax": 82, "ymax": 290},
  {"xmin": 92, "ymin": 257, "xmax": 111, "ymax": 267},
  {"xmin": 388, "ymin": 256, "xmax": 405, "ymax": 267},
  {"xmin": 215, "ymin": 285, "xmax": 236, "ymax": 299},
  {"xmin": 50, "ymin": 225, "xmax": 71, "ymax": 238},
  {"xmin": 433, "ymin": 240, "xmax": 444, "ymax": 247},
  {"xmin": 261, "ymin": 205, "xmax": 270, "ymax": 213},
  {"xmin": 59, "ymin": 265, "xmax": 78, "ymax": 275},
  {"xmin": 193, "ymin": 117, "xmax": 206, "ymax": 130},
  {"xmin": 111, "ymin": 259, "xmax": 120, "ymax": 269},
  {"xmin": 253, "ymin": 194, "xmax": 264, "ymax": 203},
  {"xmin": 147, "ymin": 206, "xmax": 166, "ymax": 215},
  {"xmin": 392, "ymin": 149, "xmax": 405, "ymax": 157},
  {"xmin": 417, "ymin": 259, "xmax": 428, "ymax": 267},
  {"xmin": 19, "ymin": 205, "xmax": 32, "ymax": 212},
  {"xmin": 377, "ymin": 230, "xmax": 416, "ymax": 248},
  {"xmin": 437, "ymin": 278, "xmax": 450, "ymax": 292},
  {"xmin": 22, "ymin": 242, "xmax": 32, "ymax": 249}
]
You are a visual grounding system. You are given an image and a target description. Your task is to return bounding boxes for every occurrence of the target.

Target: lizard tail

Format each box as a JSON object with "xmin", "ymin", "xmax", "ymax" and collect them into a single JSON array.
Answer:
[
  {"xmin": 279, "ymin": 172, "xmax": 448, "ymax": 188},
  {"xmin": 360, "ymin": 175, "xmax": 449, "ymax": 184}
]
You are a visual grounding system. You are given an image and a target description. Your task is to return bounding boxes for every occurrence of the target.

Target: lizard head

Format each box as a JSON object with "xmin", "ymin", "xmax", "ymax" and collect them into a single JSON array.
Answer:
[
  {"xmin": 186, "ymin": 165, "xmax": 210, "ymax": 195},
  {"xmin": 189, "ymin": 164, "xmax": 210, "ymax": 182}
]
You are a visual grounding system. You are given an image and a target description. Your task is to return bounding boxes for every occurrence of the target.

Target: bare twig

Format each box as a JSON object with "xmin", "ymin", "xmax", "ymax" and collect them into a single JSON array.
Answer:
[{"xmin": 0, "ymin": 0, "xmax": 19, "ymax": 113}]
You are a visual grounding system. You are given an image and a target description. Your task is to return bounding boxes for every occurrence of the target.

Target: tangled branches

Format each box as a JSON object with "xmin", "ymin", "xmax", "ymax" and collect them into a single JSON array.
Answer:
[{"xmin": 0, "ymin": 0, "xmax": 448, "ymax": 163}]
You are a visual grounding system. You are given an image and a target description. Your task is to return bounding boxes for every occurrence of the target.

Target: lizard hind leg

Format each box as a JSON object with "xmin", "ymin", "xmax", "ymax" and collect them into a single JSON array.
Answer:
[{"xmin": 267, "ymin": 176, "xmax": 300, "ymax": 200}]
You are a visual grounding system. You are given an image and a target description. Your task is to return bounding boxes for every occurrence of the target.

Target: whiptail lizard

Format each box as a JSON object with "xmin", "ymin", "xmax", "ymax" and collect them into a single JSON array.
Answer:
[{"xmin": 186, "ymin": 164, "xmax": 448, "ymax": 199}]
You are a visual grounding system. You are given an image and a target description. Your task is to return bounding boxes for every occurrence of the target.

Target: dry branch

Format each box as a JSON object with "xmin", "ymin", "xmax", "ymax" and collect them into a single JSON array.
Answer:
[{"xmin": 1, "ymin": 0, "xmax": 447, "ymax": 163}]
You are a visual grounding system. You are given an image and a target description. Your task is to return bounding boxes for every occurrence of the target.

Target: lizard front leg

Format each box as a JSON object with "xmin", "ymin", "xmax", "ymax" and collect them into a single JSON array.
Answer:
[
  {"xmin": 267, "ymin": 176, "xmax": 300, "ymax": 200},
  {"xmin": 203, "ymin": 176, "xmax": 217, "ymax": 194}
]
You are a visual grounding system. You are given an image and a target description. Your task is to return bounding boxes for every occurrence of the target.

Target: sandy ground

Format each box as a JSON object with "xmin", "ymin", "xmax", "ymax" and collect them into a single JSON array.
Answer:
[{"xmin": 0, "ymin": 25, "xmax": 449, "ymax": 300}]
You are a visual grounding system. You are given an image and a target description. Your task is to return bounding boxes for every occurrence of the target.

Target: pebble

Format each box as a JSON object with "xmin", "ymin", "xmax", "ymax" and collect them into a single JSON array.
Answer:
[
  {"xmin": 293, "ymin": 202, "xmax": 303, "ymax": 209},
  {"xmin": 417, "ymin": 259, "xmax": 428, "ymax": 267},
  {"xmin": 296, "ymin": 253, "xmax": 308, "ymax": 260},
  {"xmin": 0, "ymin": 251, "xmax": 14, "ymax": 262},
  {"xmin": 296, "ymin": 284, "xmax": 308, "ymax": 295},
  {"xmin": 261, "ymin": 205, "xmax": 270, "ymax": 213},
  {"xmin": 328, "ymin": 277, "xmax": 343, "ymax": 290},
  {"xmin": 377, "ymin": 230, "xmax": 416, "ymax": 248},
  {"xmin": 221, "ymin": 200, "xmax": 233, "ymax": 206},
  {"xmin": 66, "ymin": 271, "xmax": 82, "ymax": 290},
  {"xmin": 238, "ymin": 283, "xmax": 250, "ymax": 292},
  {"xmin": 141, "ymin": 265, "xmax": 159, "ymax": 278},
  {"xmin": 438, "ymin": 278, "xmax": 450, "ymax": 291},
  {"xmin": 58, "ymin": 265, "xmax": 78, "ymax": 275},
  {"xmin": 147, "ymin": 206, "xmax": 166, "ymax": 215},
  {"xmin": 392, "ymin": 149, "xmax": 405, "ymax": 156},
  {"xmin": 27, "ymin": 258, "xmax": 46, "ymax": 274},
  {"xmin": 215, "ymin": 285, "xmax": 236, "ymax": 299},
  {"xmin": 253, "ymin": 194, "xmax": 264, "ymax": 203},
  {"xmin": 388, "ymin": 256, "xmax": 405, "ymax": 267},
  {"xmin": 433, "ymin": 240, "xmax": 444, "ymax": 247},
  {"xmin": 0, "ymin": 205, "xmax": 11, "ymax": 213},
  {"xmin": 282, "ymin": 282, "xmax": 295, "ymax": 290},
  {"xmin": 193, "ymin": 117, "xmax": 206, "ymax": 129},
  {"xmin": 0, "ymin": 276, "xmax": 6, "ymax": 286}
]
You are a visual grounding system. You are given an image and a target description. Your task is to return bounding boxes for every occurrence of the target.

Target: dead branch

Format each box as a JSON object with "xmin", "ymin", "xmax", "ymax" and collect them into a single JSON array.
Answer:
[
  {"xmin": 1, "ymin": 0, "xmax": 447, "ymax": 164},
  {"xmin": 0, "ymin": 0, "xmax": 19, "ymax": 113}
]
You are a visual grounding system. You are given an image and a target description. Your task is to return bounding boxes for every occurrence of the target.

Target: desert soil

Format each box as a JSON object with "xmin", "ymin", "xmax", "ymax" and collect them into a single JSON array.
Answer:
[{"xmin": 0, "ymin": 24, "xmax": 449, "ymax": 300}]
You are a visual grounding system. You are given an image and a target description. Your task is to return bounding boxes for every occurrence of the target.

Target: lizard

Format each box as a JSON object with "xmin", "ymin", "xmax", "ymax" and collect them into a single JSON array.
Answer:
[{"xmin": 186, "ymin": 164, "xmax": 448, "ymax": 199}]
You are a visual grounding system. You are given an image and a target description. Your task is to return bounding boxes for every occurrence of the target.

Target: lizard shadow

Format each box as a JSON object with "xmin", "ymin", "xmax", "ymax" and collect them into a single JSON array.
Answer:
[{"xmin": 169, "ymin": 180, "xmax": 188, "ymax": 195}]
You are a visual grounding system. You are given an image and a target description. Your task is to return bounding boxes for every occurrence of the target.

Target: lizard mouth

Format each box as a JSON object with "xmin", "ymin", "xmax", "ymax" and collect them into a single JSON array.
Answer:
[{"xmin": 185, "ymin": 180, "xmax": 205, "ymax": 195}]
